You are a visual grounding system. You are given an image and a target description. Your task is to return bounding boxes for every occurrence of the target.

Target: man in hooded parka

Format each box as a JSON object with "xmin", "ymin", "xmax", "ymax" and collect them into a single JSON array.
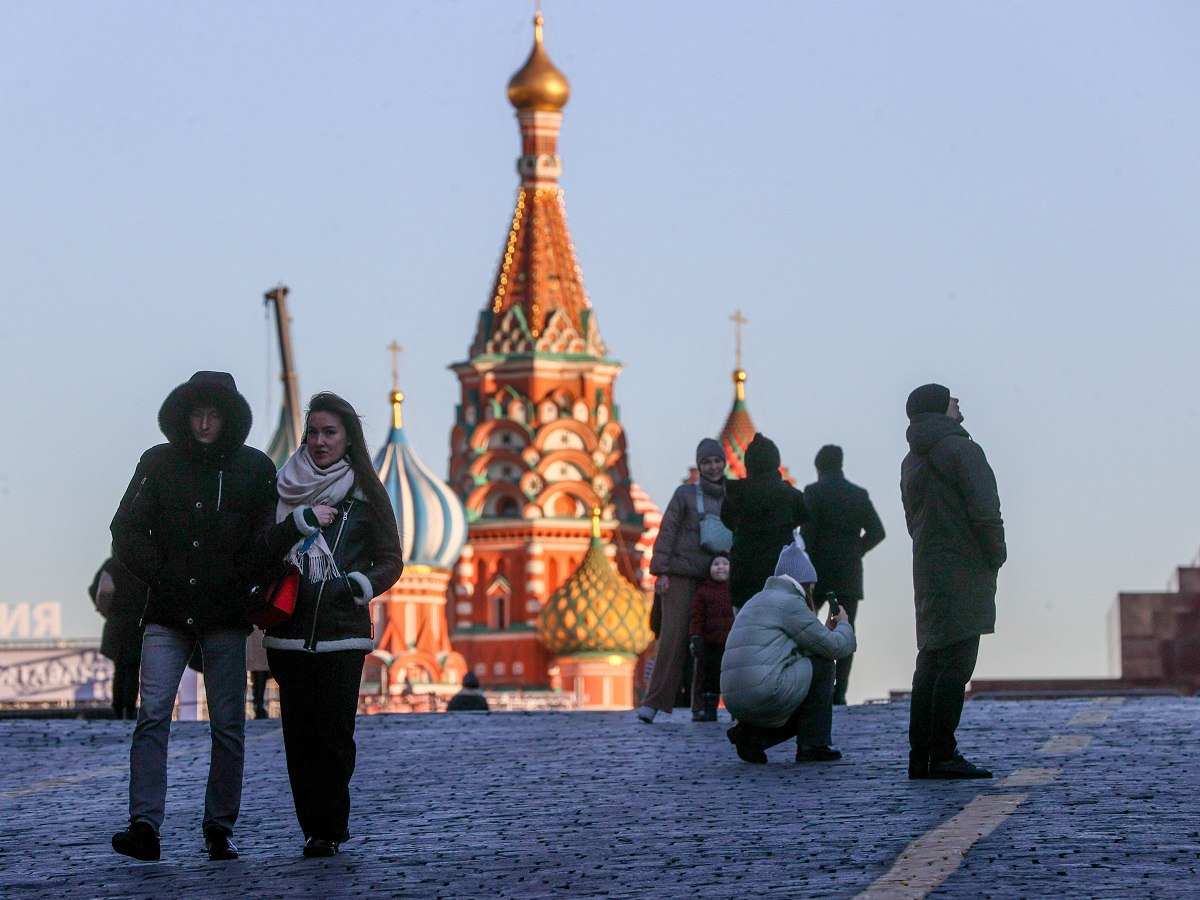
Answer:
[
  {"xmin": 109, "ymin": 371, "xmax": 277, "ymax": 861},
  {"xmin": 901, "ymin": 383, "xmax": 1006, "ymax": 780}
]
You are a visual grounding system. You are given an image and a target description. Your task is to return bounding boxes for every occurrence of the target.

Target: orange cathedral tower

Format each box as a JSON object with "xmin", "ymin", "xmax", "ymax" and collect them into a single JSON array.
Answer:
[{"xmin": 447, "ymin": 14, "xmax": 659, "ymax": 699}]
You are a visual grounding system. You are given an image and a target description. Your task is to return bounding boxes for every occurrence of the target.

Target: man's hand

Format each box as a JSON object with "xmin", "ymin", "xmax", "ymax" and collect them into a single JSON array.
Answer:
[{"xmin": 654, "ymin": 574, "xmax": 670, "ymax": 595}]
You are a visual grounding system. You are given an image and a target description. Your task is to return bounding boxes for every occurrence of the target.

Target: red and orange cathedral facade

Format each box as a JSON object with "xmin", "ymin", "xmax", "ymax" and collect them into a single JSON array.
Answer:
[{"xmin": 359, "ymin": 15, "xmax": 764, "ymax": 710}]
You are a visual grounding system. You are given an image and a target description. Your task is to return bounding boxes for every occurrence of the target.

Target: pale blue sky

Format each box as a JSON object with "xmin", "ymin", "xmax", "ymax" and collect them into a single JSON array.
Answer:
[{"xmin": 2, "ymin": 1, "xmax": 1197, "ymax": 702}]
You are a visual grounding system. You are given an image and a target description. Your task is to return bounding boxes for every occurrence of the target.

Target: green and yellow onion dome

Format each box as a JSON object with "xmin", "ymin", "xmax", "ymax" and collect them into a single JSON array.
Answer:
[{"xmin": 536, "ymin": 522, "xmax": 652, "ymax": 656}]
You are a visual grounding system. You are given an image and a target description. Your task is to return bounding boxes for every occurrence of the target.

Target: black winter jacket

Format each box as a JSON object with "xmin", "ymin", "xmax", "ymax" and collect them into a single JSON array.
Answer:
[
  {"xmin": 720, "ymin": 435, "xmax": 808, "ymax": 608},
  {"xmin": 901, "ymin": 413, "xmax": 1006, "ymax": 652},
  {"xmin": 801, "ymin": 471, "xmax": 885, "ymax": 601},
  {"xmin": 261, "ymin": 494, "xmax": 403, "ymax": 653},
  {"xmin": 111, "ymin": 372, "xmax": 277, "ymax": 633}
]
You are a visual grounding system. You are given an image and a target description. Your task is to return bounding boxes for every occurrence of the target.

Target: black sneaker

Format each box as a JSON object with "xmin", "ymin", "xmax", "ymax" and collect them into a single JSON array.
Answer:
[
  {"xmin": 929, "ymin": 753, "xmax": 992, "ymax": 779},
  {"xmin": 727, "ymin": 724, "xmax": 768, "ymax": 764},
  {"xmin": 795, "ymin": 744, "xmax": 842, "ymax": 762},
  {"xmin": 303, "ymin": 837, "xmax": 340, "ymax": 858},
  {"xmin": 112, "ymin": 821, "xmax": 160, "ymax": 861},
  {"xmin": 204, "ymin": 826, "xmax": 239, "ymax": 860},
  {"xmin": 908, "ymin": 750, "xmax": 931, "ymax": 780}
]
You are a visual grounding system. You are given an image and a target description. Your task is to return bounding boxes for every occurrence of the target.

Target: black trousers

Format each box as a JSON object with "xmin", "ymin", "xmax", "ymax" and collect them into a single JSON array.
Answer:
[
  {"xmin": 267, "ymin": 648, "xmax": 364, "ymax": 842},
  {"xmin": 111, "ymin": 641, "xmax": 143, "ymax": 719},
  {"xmin": 699, "ymin": 642, "xmax": 725, "ymax": 695},
  {"xmin": 737, "ymin": 655, "xmax": 835, "ymax": 750},
  {"xmin": 908, "ymin": 636, "xmax": 980, "ymax": 763}
]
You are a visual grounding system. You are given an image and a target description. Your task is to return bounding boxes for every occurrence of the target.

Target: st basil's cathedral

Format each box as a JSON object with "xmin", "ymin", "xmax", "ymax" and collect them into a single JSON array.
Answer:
[{"xmin": 306, "ymin": 14, "xmax": 771, "ymax": 711}]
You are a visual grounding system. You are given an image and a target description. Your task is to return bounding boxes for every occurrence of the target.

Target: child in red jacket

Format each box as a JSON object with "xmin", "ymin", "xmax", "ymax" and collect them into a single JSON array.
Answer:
[{"xmin": 689, "ymin": 553, "xmax": 734, "ymax": 722}]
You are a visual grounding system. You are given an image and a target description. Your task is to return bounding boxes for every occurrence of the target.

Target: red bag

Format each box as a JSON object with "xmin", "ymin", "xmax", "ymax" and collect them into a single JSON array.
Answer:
[{"xmin": 248, "ymin": 565, "xmax": 300, "ymax": 629}]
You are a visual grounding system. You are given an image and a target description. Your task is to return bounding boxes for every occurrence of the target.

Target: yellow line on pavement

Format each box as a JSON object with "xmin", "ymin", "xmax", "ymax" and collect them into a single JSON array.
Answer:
[
  {"xmin": 855, "ymin": 793, "xmax": 1028, "ymax": 900},
  {"xmin": 995, "ymin": 767, "xmax": 1060, "ymax": 788},
  {"xmin": 1038, "ymin": 734, "xmax": 1091, "ymax": 754}
]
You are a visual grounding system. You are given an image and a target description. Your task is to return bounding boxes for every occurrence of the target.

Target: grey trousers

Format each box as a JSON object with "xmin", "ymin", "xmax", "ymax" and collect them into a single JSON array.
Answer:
[{"xmin": 128, "ymin": 624, "xmax": 247, "ymax": 835}]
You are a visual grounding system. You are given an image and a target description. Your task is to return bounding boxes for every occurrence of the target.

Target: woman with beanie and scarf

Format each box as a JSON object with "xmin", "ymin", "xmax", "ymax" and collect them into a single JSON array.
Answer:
[
  {"xmin": 259, "ymin": 393, "xmax": 403, "ymax": 857},
  {"xmin": 721, "ymin": 433, "xmax": 809, "ymax": 611},
  {"xmin": 636, "ymin": 438, "xmax": 727, "ymax": 724}
]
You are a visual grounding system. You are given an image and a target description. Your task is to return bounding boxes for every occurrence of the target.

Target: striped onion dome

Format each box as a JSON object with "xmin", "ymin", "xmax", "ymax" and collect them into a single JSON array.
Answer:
[
  {"xmin": 374, "ymin": 389, "xmax": 468, "ymax": 570},
  {"xmin": 536, "ymin": 512, "xmax": 652, "ymax": 656}
]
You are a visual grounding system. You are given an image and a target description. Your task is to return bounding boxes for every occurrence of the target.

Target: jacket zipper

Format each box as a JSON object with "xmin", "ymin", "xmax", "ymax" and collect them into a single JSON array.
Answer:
[
  {"xmin": 305, "ymin": 500, "xmax": 354, "ymax": 652},
  {"xmin": 216, "ymin": 470, "xmax": 224, "ymax": 511}
]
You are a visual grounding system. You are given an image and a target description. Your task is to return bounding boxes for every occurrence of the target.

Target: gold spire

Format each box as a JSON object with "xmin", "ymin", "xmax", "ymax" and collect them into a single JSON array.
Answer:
[
  {"xmin": 730, "ymin": 310, "xmax": 748, "ymax": 402},
  {"xmin": 507, "ymin": 11, "xmax": 570, "ymax": 112},
  {"xmin": 388, "ymin": 340, "xmax": 404, "ymax": 429}
]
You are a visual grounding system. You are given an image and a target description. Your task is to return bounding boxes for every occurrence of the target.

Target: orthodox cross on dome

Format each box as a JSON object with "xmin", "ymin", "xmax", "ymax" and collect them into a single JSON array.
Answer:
[
  {"xmin": 387, "ymin": 340, "xmax": 404, "ymax": 428},
  {"xmin": 730, "ymin": 309, "xmax": 747, "ymax": 372}
]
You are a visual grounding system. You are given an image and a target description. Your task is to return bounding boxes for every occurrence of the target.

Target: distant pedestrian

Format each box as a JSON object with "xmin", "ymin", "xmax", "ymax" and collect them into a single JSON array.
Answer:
[
  {"xmin": 722, "ymin": 541, "xmax": 855, "ymax": 764},
  {"xmin": 901, "ymin": 384, "xmax": 1006, "ymax": 780},
  {"xmin": 447, "ymin": 671, "xmax": 490, "ymax": 712},
  {"xmin": 720, "ymin": 433, "xmax": 808, "ymax": 610},
  {"xmin": 688, "ymin": 553, "xmax": 733, "ymax": 722},
  {"xmin": 801, "ymin": 445, "xmax": 885, "ymax": 704},
  {"xmin": 260, "ymin": 392, "xmax": 403, "ymax": 858},
  {"xmin": 110, "ymin": 371, "xmax": 278, "ymax": 862},
  {"xmin": 89, "ymin": 554, "xmax": 147, "ymax": 720},
  {"xmin": 247, "ymin": 629, "xmax": 271, "ymax": 719},
  {"xmin": 636, "ymin": 438, "xmax": 727, "ymax": 724}
]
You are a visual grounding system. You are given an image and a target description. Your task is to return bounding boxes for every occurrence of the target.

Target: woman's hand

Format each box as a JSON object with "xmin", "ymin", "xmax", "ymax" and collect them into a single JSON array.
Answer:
[
  {"xmin": 310, "ymin": 505, "xmax": 338, "ymax": 527},
  {"xmin": 654, "ymin": 574, "xmax": 670, "ymax": 595},
  {"xmin": 827, "ymin": 607, "xmax": 849, "ymax": 630}
]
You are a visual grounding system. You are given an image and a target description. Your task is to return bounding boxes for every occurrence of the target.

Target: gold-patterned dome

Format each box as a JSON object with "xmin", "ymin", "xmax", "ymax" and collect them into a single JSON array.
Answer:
[
  {"xmin": 536, "ymin": 516, "xmax": 651, "ymax": 656},
  {"xmin": 507, "ymin": 13, "xmax": 570, "ymax": 112}
]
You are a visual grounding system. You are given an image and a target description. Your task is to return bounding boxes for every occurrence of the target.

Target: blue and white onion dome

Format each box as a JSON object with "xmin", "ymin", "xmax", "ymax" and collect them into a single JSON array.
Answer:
[{"xmin": 374, "ymin": 389, "xmax": 468, "ymax": 570}]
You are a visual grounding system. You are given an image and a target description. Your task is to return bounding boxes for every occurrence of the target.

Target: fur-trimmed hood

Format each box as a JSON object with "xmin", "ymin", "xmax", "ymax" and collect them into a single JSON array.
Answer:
[{"xmin": 157, "ymin": 371, "xmax": 253, "ymax": 456}]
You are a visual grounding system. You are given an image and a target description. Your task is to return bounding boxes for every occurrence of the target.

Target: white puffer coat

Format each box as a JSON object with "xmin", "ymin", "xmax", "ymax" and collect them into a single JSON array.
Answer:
[{"xmin": 720, "ymin": 575, "xmax": 856, "ymax": 727}]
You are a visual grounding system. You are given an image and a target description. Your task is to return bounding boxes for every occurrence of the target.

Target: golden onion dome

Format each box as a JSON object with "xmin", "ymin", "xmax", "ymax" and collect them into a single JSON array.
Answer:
[
  {"xmin": 507, "ymin": 12, "xmax": 570, "ymax": 112},
  {"xmin": 536, "ymin": 514, "xmax": 651, "ymax": 656}
]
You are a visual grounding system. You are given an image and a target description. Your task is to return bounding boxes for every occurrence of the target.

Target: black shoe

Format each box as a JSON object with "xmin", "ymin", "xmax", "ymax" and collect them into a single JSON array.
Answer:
[
  {"xmin": 112, "ymin": 821, "xmax": 160, "ymax": 861},
  {"xmin": 908, "ymin": 750, "xmax": 930, "ymax": 780},
  {"xmin": 303, "ymin": 837, "xmax": 340, "ymax": 858},
  {"xmin": 929, "ymin": 753, "xmax": 992, "ymax": 779},
  {"xmin": 205, "ymin": 826, "xmax": 239, "ymax": 860},
  {"xmin": 727, "ymin": 724, "xmax": 768, "ymax": 764},
  {"xmin": 796, "ymin": 744, "xmax": 842, "ymax": 762}
]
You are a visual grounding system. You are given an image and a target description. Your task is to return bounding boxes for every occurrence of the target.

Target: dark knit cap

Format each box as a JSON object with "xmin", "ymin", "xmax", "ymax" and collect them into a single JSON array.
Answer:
[
  {"xmin": 814, "ymin": 444, "xmax": 843, "ymax": 473},
  {"xmin": 906, "ymin": 383, "xmax": 951, "ymax": 419},
  {"xmin": 744, "ymin": 433, "xmax": 781, "ymax": 475},
  {"xmin": 463, "ymin": 672, "xmax": 480, "ymax": 689},
  {"xmin": 695, "ymin": 438, "xmax": 725, "ymax": 466}
]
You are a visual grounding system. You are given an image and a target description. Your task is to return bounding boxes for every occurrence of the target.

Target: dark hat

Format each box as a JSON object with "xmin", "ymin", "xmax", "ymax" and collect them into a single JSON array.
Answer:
[
  {"xmin": 906, "ymin": 383, "xmax": 951, "ymax": 419},
  {"xmin": 744, "ymin": 433, "xmax": 781, "ymax": 475},
  {"xmin": 158, "ymin": 371, "xmax": 253, "ymax": 451},
  {"xmin": 695, "ymin": 437, "xmax": 725, "ymax": 466},
  {"xmin": 814, "ymin": 444, "xmax": 843, "ymax": 472},
  {"xmin": 463, "ymin": 672, "xmax": 480, "ymax": 689}
]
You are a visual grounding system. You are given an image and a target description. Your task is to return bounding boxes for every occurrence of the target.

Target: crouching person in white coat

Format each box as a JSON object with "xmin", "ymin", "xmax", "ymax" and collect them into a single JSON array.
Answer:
[{"xmin": 721, "ymin": 541, "xmax": 855, "ymax": 764}]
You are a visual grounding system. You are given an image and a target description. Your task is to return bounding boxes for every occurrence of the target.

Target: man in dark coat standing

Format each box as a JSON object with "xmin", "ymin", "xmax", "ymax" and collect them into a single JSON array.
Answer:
[
  {"xmin": 109, "ymin": 371, "xmax": 278, "ymax": 862},
  {"xmin": 901, "ymin": 384, "xmax": 1006, "ymax": 780},
  {"xmin": 801, "ymin": 445, "xmax": 885, "ymax": 705},
  {"xmin": 89, "ymin": 554, "xmax": 148, "ymax": 720},
  {"xmin": 721, "ymin": 433, "xmax": 808, "ymax": 611}
]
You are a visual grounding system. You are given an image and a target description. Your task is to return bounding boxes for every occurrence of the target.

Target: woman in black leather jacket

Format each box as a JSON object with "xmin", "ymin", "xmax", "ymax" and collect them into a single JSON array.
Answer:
[{"xmin": 261, "ymin": 392, "xmax": 403, "ymax": 858}]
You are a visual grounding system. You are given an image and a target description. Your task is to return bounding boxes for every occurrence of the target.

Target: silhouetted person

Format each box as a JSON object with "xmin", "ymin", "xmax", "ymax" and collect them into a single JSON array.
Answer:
[
  {"xmin": 801, "ymin": 445, "xmax": 885, "ymax": 704},
  {"xmin": 447, "ymin": 672, "xmax": 490, "ymax": 712},
  {"xmin": 901, "ymin": 384, "xmax": 1006, "ymax": 780},
  {"xmin": 721, "ymin": 433, "xmax": 807, "ymax": 611},
  {"xmin": 89, "ymin": 554, "xmax": 147, "ymax": 720}
]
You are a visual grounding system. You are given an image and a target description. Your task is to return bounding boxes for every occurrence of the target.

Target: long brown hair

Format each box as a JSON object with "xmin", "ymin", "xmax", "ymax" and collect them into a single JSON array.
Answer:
[{"xmin": 305, "ymin": 392, "xmax": 398, "ymax": 539}]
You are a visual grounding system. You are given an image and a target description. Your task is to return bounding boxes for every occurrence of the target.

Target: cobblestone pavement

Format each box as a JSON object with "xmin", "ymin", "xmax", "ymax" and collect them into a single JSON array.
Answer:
[{"xmin": 0, "ymin": 696, "xmax": 1197, "ymax": 898}]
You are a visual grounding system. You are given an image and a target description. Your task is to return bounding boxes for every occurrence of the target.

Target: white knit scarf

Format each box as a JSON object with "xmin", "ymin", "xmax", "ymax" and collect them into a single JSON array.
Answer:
[{"xmin": 276, "ymin": 446, "xmax": 356, "ymax": 582}]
